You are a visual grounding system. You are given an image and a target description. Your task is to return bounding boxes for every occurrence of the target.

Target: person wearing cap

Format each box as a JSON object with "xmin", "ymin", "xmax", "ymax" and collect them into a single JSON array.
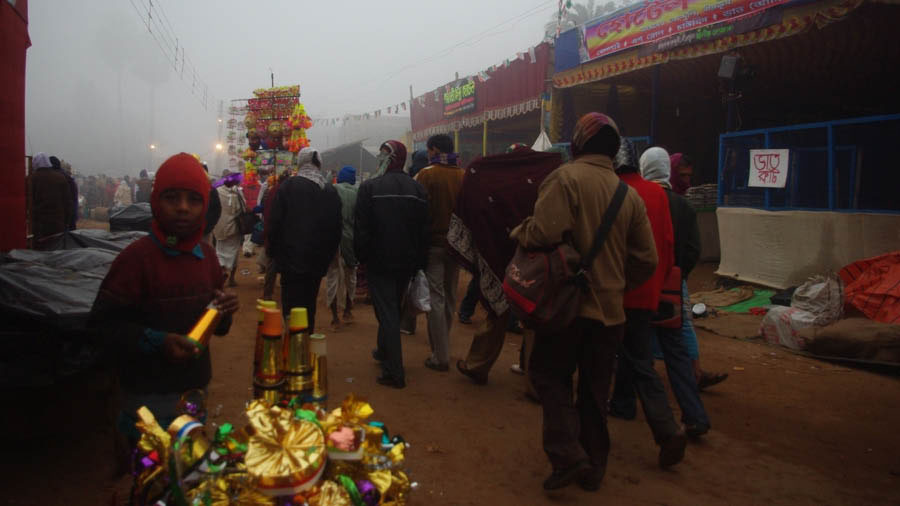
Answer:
[
  {"xmin": 267, "ymin": 147, "xmax": 342, "ymax": 332},
  {"xmin": 89, "ymin": 152, "xmax": 239, "ymax": 447},
  {"xmin": 510, "ymin": 113, "xmax": 658, "ymax": 492},
  {"xmin": 326, "ymin": 166, "xmax": 360, "ymax": 329}
]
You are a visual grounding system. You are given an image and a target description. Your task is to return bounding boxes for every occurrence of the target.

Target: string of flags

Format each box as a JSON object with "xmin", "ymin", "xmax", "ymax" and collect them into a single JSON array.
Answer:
[
  {"xmin": 310, "ymin": 101, "xmax": 410, "ymax": 127},
  {"xmin": 311, "ymin": 43, "xmax": 540, "ymax": 125}
]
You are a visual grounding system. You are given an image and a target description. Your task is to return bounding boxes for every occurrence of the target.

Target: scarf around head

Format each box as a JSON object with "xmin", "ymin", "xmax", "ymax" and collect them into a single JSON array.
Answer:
[
  {"xmin": 376, "ymin": 140, "xmax": 408, "ymax": 176},
  {"xmin": 640, "ymin": 147, "xmax": 672, "ymax": 189},
  {"xmin": 669, "ymin": 152, "xmax": 691, "ymax": 195},
  {"xmin": 613, "ymin": 138, "xmax": 639, "ymax": 173},
  {"xmin": 33, "ymin": 152, "xmax": 52, "ymax": 169},
  {"xmin": 297, "ymin": 148, "xmax": 326, "ymax": 188},
  {"xmin": 428, "ymin": 152, "xmax": 459, "ymax": 166},
  {"xmin": 150, "ymin": 152, "xmax": 211, "ymax": 252},
  {"xmin": 572, "ymin": 112, "xmax": 619, "ymax": 157}
]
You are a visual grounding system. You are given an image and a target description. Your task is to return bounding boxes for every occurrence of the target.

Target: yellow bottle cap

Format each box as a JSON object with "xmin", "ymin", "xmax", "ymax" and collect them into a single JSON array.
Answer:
[
  {"xmin": 260, "ymin": 308, "xmax": 283, "ymax": 336},
  {"xmin": 257, "ymin": 299, "xmax": 277, "ymax": 309},
  {"xmin": 256, "ymin": 300, "xmax": 277, "ymax": 322},
  {"xmin": 289, "ymin": 307, "xmax": 309, "ymax": 330}
]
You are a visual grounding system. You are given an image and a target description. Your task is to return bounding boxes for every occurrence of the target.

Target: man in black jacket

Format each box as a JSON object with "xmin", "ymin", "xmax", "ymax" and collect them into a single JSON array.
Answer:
[
  {"xmin": 355, "ymin": 140, "xmax": 430, "ymax": 389},
  {"xmin": 267, "ymin": 148, "xmax": 342, "ymax": 332}
]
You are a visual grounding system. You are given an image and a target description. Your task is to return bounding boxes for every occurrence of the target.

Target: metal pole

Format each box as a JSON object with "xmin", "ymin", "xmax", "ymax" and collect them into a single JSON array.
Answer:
[
  {"xmin": 482, "ymin": 120, "xmax": 488, "ymax": 156},
  {"xmin": 454, "ymin": 130, "xmax": 459, "ymax": 154}
]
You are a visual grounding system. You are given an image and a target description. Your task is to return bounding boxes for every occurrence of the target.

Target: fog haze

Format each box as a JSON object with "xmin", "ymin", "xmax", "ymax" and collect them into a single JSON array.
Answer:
[{"xmin": 25, "ymin": 0, "xmax": 553, "ymax": 176}]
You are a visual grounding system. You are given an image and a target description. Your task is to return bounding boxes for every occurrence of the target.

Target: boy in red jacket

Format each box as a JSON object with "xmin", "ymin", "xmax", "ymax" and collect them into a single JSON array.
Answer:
[{"xmin": 91, "ymin": 152, "xmax": 239, "ymax": 444}]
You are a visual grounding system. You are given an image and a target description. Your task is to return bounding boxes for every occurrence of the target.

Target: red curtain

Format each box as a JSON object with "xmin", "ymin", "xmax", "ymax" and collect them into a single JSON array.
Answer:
[
  {"xmin": 411, "ymin": 42, "xmax": 551, "ymax": 133},
  {"xmin": 0, "ymin": 0, "xmax": 30, "ymax": 250}
]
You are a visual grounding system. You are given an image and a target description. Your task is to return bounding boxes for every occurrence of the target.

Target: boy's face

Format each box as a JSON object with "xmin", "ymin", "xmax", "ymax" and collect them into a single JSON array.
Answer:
[{"xmin": 157, "ymin": 188, "xmax": 204, "ymax": 238}]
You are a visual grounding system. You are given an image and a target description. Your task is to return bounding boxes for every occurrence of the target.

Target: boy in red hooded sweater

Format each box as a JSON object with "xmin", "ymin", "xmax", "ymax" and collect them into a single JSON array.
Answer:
[{"xmin": 91, "ymin": 153, "xmax": 239, "ymax": 441}]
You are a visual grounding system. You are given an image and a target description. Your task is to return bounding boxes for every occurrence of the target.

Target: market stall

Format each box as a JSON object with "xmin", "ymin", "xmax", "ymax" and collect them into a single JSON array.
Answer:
[{"xmin": 227, "ymin": 85, "xmax": 312, "ymax": 207}]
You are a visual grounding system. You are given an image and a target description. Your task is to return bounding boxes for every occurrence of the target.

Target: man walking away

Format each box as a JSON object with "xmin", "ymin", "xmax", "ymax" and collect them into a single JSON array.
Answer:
[
  {"xmin": 511, "ymin": 113, "xmax": 658, "ymax": 492},
  {"xmin": 29, "ymin": 152, "xmax": 74, "ymax": 250},
  {"xmin": 327, "ymin": 166, "xmax": 360, "ymax": 329},
  {"xmin": 135, "ymin": 170, "xmax": 153, "ymax": 203},
  {"xmin": 267, "ymin": 148, "xmax": 342, "ymax": 332},
  {"xmin": 641, "ymin": 147, "xmax": 713, "ymax": 438},
  {"xmin": 609, "ymin": 138, "xmax": 687, "ymax": 468},
  {"xmin": 415, "ymin": 134, "xmax": 465, "ymax": 372},
  {"xmin": 213, "ymin": 170, "xmax": 245, "ymax": 286},
  {"xmin": 355, "ymin": 140, "xmax": 429, "ymax": 389}
]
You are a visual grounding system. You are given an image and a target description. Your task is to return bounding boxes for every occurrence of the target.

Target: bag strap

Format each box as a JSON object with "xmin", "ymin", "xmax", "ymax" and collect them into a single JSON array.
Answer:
[{"xmin": 581, "ymin": 181, "xmax": 629, "ymax": 270}]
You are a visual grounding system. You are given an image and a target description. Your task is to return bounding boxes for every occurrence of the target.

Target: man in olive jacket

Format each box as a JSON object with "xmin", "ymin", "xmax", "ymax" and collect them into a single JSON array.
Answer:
[{"xmin": 511, "ymin": 113, "xmax": 658, "ymax": 492}]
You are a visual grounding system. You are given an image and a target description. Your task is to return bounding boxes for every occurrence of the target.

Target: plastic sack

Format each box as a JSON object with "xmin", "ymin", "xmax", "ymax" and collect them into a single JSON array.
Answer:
[
  {"xmin": 109, "ymin": 203, "xmax": 152, "ymax": 232},
  {"xmin": 60, "ymin": 229, "xmax": 147, "ymax": 251},
  {"xmin": 406, "ymin": 270, "xmax": 431, "ymax": 314},
  {"xmin": 760, "ymin": 306, "xmax": 817, "ymax": 350},
  {"xmin": 791, "ymin": 274, "xmax": 843, "ymax": 326}
]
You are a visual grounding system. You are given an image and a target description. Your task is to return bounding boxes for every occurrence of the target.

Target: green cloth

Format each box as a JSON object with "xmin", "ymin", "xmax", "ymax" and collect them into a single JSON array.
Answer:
[
  {"xmin": 719, "ymin": 289, "xmax": 776, "ymax": 313},
  {"xmin": 334, "ymin": 182, "xmax": 358, "ymax": 266}
]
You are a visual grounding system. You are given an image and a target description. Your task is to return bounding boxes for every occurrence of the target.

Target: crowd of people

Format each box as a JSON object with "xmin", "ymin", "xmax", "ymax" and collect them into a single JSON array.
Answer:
[{"xmin": 85, "ymin": 111, "xmax": 731, "ymax": 493}]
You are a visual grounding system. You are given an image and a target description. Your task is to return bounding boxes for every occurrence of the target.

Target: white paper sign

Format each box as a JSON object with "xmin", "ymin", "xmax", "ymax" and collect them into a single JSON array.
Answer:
[{"xmin": 748, "ymin": 149, "xmax": 789, "ymax": 188}]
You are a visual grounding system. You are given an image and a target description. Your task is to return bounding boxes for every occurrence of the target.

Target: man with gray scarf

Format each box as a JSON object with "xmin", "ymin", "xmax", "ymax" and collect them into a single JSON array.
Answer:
[{"xmin": 267, "ymin": 147, "xmax": 342, "ymax": 331}]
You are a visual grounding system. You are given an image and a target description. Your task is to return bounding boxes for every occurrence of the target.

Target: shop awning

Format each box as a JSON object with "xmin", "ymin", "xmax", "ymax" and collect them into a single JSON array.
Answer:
[{"xmin": 410, "ymin": 43, "xmax": 551, "ymax": 141}]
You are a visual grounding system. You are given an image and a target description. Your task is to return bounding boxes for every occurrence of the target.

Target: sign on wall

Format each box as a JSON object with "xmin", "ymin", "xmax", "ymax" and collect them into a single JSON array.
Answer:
[
  {"xmin": 582, "ymin": 0, "xmax": 792, "ymax": 61},
  {"xmin": 748, "ymin": 149, "xmax": 789, "ymax": 188},
  {"xmin": 443, "ymin": 81, "xmax": 476, "ymax": 117}
]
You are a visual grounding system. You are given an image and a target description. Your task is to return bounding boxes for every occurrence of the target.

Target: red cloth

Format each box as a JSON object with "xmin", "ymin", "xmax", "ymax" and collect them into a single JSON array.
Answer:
[
  {"xmin": 382, "ymin": 140, "xmax": 407, "ymax": 172},
  {"xmin": 411, "ymin": 43, "xmax": 551, "ymax": 134},
  {"xmin": 621, "ymin": 172, "xmax": 674, "ymax": 310},
  {"xmin": 0, "ymin": 0, "xmax": 30, "ymax": 251},
  {"xmin": 150, "ymin": 153, "xmax": 211, "ymax": 253},
  {"xmin": 839, "ymin": 251, "xmax": 900, "ymax": 324}
]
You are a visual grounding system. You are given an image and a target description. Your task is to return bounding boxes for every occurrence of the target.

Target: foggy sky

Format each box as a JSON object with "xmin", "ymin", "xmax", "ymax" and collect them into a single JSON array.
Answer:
[{"xmin": 25, "ymin": 0, "xmax": 554, "ymax": 177}]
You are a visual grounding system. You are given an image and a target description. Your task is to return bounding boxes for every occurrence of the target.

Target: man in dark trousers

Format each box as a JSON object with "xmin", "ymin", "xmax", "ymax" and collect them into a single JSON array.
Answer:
[
  {"xmin": 355, "ymin": 140, "xmax": 430, "ymax": 389},
  {"xmin": 609, "ymin": 138, "xmax": 688, "ymax": 467},
  {"xmin": 267, "ymin": 147, "xmax": 342, "ymax": 332},
  {"xmin": 511, "ymin": 114, "xmax": 658, "ymax": 492}
]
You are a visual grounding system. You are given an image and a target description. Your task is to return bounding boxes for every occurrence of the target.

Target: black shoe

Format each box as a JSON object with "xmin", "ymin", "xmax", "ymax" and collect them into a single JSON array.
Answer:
[
  {"xmin": 685, "ymin": 423, "xmax": 709, "ymax": 439},
  {"xmin": 658, "ymin": 431, "xmax": 687, "ymax": 468},
  {"xmin": 424, "ymin": 357, "xmax": 449, "ymax": 372},
  {"xmin": 577, "ymin": 465, "xmax": 606, "ymax": 492},
  {"xmin": 507, "ymin": 323, "xmax": 524, "ymax": 335},
  {"xmin": 543, "ymin": 461, "xmax": 591, "ymax": 491},
  {"xmin": 698, "ymin": 371, "xmax": 728, "ymax": 391},
  {"xmin": 376, "ymin": 374, "xmax": 406, "ymax": 389},
  {"xmin": 372, "ymin": 349, "xmax": 385, "ymax": 363},
  {"xmin": 458, "ymin": 313, "xmax": 473, "ymax": 325},
  {"xmin": 456, "ymin": 360, "xmax": 487, "ymax": 385}
]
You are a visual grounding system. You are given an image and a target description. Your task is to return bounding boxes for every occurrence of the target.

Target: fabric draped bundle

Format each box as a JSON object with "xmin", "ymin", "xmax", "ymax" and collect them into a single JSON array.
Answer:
[{"xmin": 447, "ymin": 149, "xmax": 562, "ymax": 316}]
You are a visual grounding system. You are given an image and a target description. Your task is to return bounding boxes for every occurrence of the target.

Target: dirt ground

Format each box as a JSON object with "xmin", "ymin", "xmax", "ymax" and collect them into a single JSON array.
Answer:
[{"xmin": 3, "ymin": 252, "xmax": 900, "ymax": 505}]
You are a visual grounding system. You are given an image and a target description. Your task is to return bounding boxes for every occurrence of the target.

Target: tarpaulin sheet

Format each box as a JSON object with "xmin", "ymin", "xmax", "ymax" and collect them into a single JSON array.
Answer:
[
  {"xmin": 60, "ymin": 228, "xmax": 147, "ymax": 251},
  {"xmin": 0, "ymin": 248, "xmax": 115, "ymax": 329},
  {"xmin": 108, "ymin": 202, "xmax": 152, "ymax": 232},
  {"xmin": 839, "ymin": 251, "xmax": 900, "ymax": 324}
]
